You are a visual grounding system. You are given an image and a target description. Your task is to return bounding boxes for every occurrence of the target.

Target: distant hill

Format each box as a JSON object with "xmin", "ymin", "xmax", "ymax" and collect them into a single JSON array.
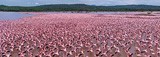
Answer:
[{"xmin": 0, "ymin": 4, "xmax": 160, "ymax": 12}]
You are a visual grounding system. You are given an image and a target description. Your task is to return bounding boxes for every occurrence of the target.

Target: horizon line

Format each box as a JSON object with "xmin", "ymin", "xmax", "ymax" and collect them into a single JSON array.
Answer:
[{"xmin": 0, "ymin": 3, "xmax": 160, "ymax": 7}]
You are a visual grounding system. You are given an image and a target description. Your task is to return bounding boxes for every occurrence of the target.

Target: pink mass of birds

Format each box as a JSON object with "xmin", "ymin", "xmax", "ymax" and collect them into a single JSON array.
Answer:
[{"xmin": 0, "ymin": 13, "xmax": 160, "ymax": 57}]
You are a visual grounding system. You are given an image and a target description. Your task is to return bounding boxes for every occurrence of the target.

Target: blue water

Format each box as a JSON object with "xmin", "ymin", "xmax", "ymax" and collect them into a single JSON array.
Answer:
[
  {"xmin": 44, "ymin": 11, "xmax": 132, "ymax": 14},
  {"xmin": 0, "ymin": 12, "xmax": 143, "ymax": 20},
  {"xmin": 0, "ymin": 12, "xmax": 34, "ymax": 20}
]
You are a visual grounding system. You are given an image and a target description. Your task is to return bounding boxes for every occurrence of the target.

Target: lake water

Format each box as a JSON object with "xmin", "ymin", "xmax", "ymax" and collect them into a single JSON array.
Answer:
[
  {"xmin": 0, "ymin": 12, "xmax": 127, "ymax": 20},
  {"xmin": 0, "ymin": 12, "xmax": 34, "ymax": 20},
  {"xmin": 0, "ymin": 11, "xmax": 147, "ymax": 20},
  {"xmin": 44, "ymin": 11, "xmax": 144, "ymax": 15},
  {"xmin": 44, "ymin": 12, "xmax": 129, "ymax": 14}
]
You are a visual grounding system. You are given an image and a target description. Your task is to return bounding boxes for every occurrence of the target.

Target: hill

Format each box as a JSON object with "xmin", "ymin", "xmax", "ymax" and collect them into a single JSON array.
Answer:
[{"xmin": 0, "ymin": 4, "xmax": 160, "ymax": 12}]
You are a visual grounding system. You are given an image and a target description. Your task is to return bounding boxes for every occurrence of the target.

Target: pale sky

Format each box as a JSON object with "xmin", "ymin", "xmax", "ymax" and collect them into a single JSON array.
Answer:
[{"xmin": 0, "ymin": 0, "xmax": 160, "ymax": 6}]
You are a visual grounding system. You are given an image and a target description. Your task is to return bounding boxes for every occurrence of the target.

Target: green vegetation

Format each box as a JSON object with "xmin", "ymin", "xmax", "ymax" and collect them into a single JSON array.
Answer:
[{"xmin": 1, "ymin": 4, "xmax": 160, "ymax": 12}]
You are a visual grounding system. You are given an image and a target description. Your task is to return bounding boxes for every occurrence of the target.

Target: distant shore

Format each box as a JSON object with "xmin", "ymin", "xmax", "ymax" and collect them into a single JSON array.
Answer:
[{"xmin": 1, "ymin": 4, "xmax": 160, "ymax": 12}]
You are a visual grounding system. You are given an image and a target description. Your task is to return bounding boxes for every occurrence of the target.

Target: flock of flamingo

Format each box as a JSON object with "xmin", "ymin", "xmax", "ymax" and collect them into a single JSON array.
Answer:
[{"xmin": 0, "ymin": 13, "xmax": 160, "ymax": 57}]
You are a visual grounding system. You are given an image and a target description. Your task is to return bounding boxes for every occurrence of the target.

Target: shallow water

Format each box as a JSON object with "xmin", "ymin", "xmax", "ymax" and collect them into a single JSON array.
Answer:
[
  {"xmin": 0, "ymin": 12, "xmax": 125, "ymax": 20},
  {"xmin": 0, "ymin": 11, "xmax": 155, "ymax": 20},
  {"xmin": 44, "ymin": 11, "xmax": 144, "ymax": 15},
  {"xmin": 0, "ymin": 12, "xmax": 34, "ymax": 20}
]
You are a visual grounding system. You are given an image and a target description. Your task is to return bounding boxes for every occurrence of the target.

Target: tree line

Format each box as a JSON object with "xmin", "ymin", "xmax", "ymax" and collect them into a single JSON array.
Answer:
[{"xmin": 0, "ymin": 4, "xmax": 160, "ymax": 12}]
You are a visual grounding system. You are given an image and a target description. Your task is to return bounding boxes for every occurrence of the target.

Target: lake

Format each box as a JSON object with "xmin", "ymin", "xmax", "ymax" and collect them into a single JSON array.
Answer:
[
  {"xmin": 0, "ymin": 11, "xmax": 148, "ymax": 20},
  {"xmin": 44, "ymin": 12, "xmax": 131, "ymax": 14},
  {"xmin": 0, "ymin": 12, "xmax": 34, "ymax": 20}
]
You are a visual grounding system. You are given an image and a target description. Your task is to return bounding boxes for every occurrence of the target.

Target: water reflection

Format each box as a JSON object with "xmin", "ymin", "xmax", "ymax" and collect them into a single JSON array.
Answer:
[{"xmin": 0, "ymin": 12, "xmax": 33, "ymax": 20}]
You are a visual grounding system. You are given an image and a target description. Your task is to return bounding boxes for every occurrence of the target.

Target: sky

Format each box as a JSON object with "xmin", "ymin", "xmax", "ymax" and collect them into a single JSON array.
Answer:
[{"xmin": 0, "ymin": 0, "xmax": 160, "ymax": 6}]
